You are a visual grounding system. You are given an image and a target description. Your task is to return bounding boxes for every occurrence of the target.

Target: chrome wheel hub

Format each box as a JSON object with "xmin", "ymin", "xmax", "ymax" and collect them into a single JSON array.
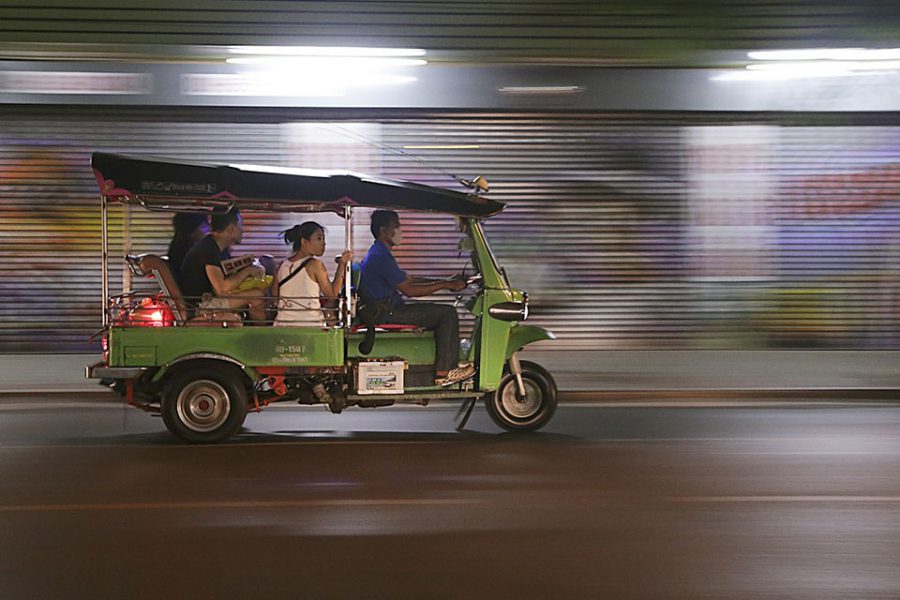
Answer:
[
  {"xmin": 176, "ymin": 380, "xmax": 231, "ymax": 432},
  {"xmin": 500, "ymin": 378, "xmax": 542, "ymax": 419}
]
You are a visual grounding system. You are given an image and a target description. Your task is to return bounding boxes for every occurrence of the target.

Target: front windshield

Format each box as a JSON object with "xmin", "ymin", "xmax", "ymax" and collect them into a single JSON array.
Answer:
[{"xmin": 470, "ymin": 220, "xmax": 509, "ymax": 288}]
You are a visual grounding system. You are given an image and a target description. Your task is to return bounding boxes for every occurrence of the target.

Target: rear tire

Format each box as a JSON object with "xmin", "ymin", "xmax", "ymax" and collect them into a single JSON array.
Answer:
[
  {"xmin": 162, "ymin": 361, "xmax": 248, "ymax": 443},
  {"xmin": 485, "ymin": 360, "xmax": 557, "ymax": 432}
]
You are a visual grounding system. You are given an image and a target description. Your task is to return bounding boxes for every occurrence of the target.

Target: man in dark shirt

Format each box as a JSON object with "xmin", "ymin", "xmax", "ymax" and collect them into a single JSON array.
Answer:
[
  {"xmin": 358, "ymin": 209, "xmax": 474, "ymax": 386},
  {"xmin": 181, "ymin": 207, "xmax": 267, "ymax": 323}
]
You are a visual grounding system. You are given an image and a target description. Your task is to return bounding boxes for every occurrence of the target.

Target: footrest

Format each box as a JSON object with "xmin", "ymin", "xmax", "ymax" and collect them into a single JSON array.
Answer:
[{"xmin": 350, "ymin": 323, "xmax": 421, "ymax": 334}]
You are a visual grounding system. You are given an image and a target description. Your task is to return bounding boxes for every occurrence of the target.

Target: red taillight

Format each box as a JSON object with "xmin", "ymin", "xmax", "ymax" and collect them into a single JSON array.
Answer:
[
  {"xmin": 101, "ymin": 335, "xmax": 108, "ymax": 352},
  {"xmin": 126, "ymin": 297, "xmax": 175, "ymax": 327}
]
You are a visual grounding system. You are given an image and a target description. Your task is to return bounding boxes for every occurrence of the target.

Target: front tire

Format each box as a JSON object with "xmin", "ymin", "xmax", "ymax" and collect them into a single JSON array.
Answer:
[
  {"xmin": 485, "ymin": 360, "xmax": 557, "ymax": 432},
  {"xmin": 162, "ymin": 362, "xmax": 248, "ymax": 443}
]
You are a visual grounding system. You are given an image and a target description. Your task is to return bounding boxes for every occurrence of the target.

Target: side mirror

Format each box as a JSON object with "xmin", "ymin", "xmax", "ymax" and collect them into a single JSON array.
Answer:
[
  {"xmin": 459, "ymin": 176, "xmax": 490, "ymax": 194},
  {"xmin": 471, "ymin": 176, "xmax": 489, "ymax": 193}
]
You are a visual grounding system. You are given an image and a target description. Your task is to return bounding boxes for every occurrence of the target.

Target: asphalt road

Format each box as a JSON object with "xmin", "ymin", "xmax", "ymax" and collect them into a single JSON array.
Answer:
[{"xmin": 1, "ymin": 397, "xmax": 899, "ymax": 599}]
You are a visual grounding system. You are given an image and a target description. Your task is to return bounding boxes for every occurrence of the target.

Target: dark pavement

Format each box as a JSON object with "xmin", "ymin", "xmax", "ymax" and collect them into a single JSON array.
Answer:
[{"xmin": 1, "ymin": 398, "xmax": 899, "ymax": 599}]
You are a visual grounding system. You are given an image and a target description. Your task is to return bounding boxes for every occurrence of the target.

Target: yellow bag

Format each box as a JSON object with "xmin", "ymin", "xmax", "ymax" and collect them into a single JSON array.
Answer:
[{"xmin": 235, "ymin": 275, "xmax": 273, "ymax": 292}]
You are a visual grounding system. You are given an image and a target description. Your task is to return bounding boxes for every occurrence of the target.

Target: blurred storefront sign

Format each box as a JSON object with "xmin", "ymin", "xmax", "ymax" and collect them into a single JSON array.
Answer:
[{"xmin": 2, "ymin": 61, "xmax": 900, "ymax": 111}]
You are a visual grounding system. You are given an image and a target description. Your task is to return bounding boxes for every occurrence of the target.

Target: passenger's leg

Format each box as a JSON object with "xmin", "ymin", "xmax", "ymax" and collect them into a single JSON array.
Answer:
[
  {"xmin": 246, "ymin": 288, "xmax": 267, "ymax": 324},
  {"xmin": 225, "ymin": 288, "xmax": 266, "ymax": 325},
  {"xmin": 388, "ymin": 302, "xmax": 459, "ymax": 373}
]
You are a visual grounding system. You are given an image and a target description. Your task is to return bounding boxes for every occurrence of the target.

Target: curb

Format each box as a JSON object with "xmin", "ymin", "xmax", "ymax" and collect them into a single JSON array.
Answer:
[
  {"xmin": 559, "ymin": 389, "xmax": 900, "ymax": 402},
  {"xmin": 0, "ymin": 388, "xmax": 897, "ymax": 404}
]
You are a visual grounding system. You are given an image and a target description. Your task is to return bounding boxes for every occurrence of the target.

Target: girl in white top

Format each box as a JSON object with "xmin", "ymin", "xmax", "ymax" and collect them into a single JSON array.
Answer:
[{"xmin": 272, "ymin": 221, "xmax": 352, "ymax": 327}]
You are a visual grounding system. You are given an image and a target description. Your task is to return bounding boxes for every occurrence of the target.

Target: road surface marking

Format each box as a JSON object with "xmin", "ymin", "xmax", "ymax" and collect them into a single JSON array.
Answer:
[
  {"xmin": 672, "ymin": 495, "xmax": 900, "ymax": 503},
  {"xmin": 0, "ymin": 498, "xmax": 478, "ymax": 514},
  {"xmin": 0, "ymin": 439, "xmax": 463, "ymax": 450}
]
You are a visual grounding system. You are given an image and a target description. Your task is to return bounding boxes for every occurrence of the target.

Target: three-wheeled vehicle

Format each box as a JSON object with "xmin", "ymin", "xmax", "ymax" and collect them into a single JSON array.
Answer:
[{"xmin": 86, "ymin": 152, "xmax": 557, "ymax": 443}]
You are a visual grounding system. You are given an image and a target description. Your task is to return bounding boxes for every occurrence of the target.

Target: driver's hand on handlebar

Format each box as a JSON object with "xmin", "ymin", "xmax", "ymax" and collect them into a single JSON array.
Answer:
[{"xmin": 445, "ymin": 278, "xmax": 467, "ymax": 292}]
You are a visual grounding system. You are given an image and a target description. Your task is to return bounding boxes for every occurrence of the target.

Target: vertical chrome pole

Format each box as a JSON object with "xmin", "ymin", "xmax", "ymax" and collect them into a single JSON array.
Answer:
[
  {"xmin": 122, "ymin": 203, "xmax": 132, "ymax": 294},
  {"xmin": 100, "ymin": 195, "xmax": 109, "ymax": 328},
  {"xmin": 343, "ymin": 205, "xmax": 353, "ymax": 327}
]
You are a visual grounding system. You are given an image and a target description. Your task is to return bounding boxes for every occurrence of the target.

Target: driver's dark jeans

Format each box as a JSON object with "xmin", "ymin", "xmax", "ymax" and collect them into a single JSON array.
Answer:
[{"xmin": 386, "ymin": 302, "xmax": 459, "ymax": 373}]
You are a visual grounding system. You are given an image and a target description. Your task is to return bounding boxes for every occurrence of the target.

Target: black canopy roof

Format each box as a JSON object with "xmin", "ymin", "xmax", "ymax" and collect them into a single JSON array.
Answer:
[{"xmin": 91, "ymin": 152, "xmax": 504, "ymax": 217}]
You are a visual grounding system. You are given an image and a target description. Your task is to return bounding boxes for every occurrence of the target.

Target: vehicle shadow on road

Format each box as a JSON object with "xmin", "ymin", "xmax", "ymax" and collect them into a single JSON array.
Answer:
[
  {"xmin": 62, "ymin": 428, "xmax": 580, "ymax": 447},
  {"xmin": 225, "ymin": 429, "xmax": 580, "ymax": 445}
]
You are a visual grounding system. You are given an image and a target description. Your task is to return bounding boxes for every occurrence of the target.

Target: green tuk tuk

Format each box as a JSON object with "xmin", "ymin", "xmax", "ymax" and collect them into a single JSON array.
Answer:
[{"xmin": 85, "ymin": 152, "xmax": 557, "ymax": 442}]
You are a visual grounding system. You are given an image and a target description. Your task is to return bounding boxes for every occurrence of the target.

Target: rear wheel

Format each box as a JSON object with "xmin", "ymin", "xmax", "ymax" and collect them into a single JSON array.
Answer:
[
  {"xmin": 162, "ymin": 362, "xmax": 248, "ymax": 443},
  {"xmin": 485, "ymin": 360, "xmax": 557, "ymax": 432}
]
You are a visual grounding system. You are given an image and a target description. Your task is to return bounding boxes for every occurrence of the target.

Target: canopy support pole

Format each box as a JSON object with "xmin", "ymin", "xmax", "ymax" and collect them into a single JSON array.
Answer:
[
  {"xmin": 100, "ymin": 194, "xmax": 109, "ymax": 328},
  {"xmin": 122, "ymin": 203, "xmax": 132, "ymax": 294},
  {"xmin": 343, "ymin": 205, "xmax": 353, "ymax": 327}
]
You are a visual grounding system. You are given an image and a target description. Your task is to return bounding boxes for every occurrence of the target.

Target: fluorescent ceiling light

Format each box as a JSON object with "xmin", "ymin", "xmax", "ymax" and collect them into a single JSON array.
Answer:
[
  {"xmin": 498, "ymin": 85, "xmax": 583, "ymax": 94},
  {"xmin": 226, "ymin": 57, "xmax": 426, "ymax": 68},
  {"xmin": 714, "ymin": 54, "xmax": 900, "ymax": 81},
  {"xmin": 402, "ymin": 145, "xmax": 480, "ymax": 149},
  {"xmin": 748, "ymin": 48, "xmax": 900, "ymax": 61},
  {"xmin": 228, "ymin": 46, "xmax": 426, "ymax": 57},
  {"xmin": 220, "ymin": 46, "xmax": 425, "ymax": 94}
]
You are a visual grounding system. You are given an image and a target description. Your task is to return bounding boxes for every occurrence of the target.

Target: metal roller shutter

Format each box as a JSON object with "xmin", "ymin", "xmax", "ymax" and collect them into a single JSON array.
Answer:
[{"xmin": 1, "ymin": 107, "xmax": 898, "ymax": 352}]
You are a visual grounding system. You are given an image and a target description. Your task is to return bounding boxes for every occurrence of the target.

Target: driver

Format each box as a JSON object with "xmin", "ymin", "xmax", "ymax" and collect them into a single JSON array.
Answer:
[{"xmin": 358, "ymin": 210, "xmax": 475, "ymax": 386}]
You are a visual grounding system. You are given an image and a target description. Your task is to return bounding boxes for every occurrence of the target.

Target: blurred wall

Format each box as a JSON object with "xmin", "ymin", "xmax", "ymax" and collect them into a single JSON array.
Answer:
[{"xmin": 1, "ymin": 106, "xmax": 898, "ymax": 352}]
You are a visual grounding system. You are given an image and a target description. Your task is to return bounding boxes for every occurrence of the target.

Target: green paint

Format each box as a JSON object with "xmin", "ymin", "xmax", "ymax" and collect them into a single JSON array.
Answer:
[
  {"xmin": 110, "ymin": 326, "xmax": 344, "ymax": 368},
  {"xmin": 347, "ymin": 331, "xmax": 436, "ymax": 364}
]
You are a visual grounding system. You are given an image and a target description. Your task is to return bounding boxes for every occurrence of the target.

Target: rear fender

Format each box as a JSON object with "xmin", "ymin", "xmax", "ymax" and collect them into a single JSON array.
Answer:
[{"xmin": 151, "ymin": 353, "xmax": 259, "ymax": 384}]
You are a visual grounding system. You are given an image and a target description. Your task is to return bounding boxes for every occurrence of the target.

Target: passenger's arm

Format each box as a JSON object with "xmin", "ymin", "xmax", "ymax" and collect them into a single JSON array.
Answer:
[
  {"xmin": 310, "ymin": 253, "xmax": 352, "ymax": 299},
  {"xmin": 206, "ymin": 264, "xmax": 262, "ymax": 296},
  {"xmin": 310, "ymin": 260, "xmax": 336, "ymax": 298}
]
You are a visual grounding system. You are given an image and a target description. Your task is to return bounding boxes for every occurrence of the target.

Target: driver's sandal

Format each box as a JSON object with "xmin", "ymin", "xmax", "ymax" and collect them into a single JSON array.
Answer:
[{"xmin": 435, "ymin": 364, "xmax": 475, "ymax": 387}]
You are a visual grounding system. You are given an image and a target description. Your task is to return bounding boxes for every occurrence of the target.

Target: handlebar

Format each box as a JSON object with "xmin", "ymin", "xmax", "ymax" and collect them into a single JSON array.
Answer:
[{"xmin": 465, "ymin": 273, "xmax": 483, "ymax": 287}]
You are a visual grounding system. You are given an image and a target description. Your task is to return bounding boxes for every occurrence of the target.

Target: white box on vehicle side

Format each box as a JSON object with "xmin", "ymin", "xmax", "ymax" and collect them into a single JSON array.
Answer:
[{"xmin": 355, "ymin": 360, "xmax": 406, "ymax": 394}]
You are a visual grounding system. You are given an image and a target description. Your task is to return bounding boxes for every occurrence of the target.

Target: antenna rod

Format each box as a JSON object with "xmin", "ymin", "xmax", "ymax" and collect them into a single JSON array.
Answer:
[{"xmin": 317, "ymin": 122, "xmax": 472, "ymax": 188}]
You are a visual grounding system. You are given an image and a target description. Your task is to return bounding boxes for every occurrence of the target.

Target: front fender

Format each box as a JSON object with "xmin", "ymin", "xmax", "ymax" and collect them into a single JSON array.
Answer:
[{"xmin": 505, "ymin": 324, "xmax": 555, "ymax": 359}]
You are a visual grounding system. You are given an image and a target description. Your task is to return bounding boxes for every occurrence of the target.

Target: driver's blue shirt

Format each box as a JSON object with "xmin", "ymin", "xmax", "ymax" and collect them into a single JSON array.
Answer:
[{"xmin": 359, "ymin": 240, "xmax": 406, "ymax": 307}]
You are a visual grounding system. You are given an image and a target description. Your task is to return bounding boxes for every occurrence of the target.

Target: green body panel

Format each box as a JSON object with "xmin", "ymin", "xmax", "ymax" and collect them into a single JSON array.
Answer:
[
  {"xmin": 347, "ymin": 331, "xmax": 435, "ymax": 364},
  {"xmin": 468, "ymin": 219, "xmax": 511, "ymax": 390},
  {"xmin": 475, "ymin": 288, "xmax": 515, "ymax": 390},
  {"xmin": 109, "ymin": 326, "xmax": 345, "ymax": 369}
]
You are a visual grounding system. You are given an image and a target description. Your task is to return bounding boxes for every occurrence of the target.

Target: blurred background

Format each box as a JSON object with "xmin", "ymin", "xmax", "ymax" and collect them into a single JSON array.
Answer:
[
  {"xmin": 1, "ymin": 1, "xmax": 899, "ymax": 357},
  {"xmin": 4, "ymin": 6, "xmax": 900, "ymax": 598}
]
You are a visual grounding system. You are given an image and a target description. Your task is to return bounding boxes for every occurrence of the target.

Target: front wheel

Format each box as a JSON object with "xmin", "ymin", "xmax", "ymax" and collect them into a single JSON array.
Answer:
[
  {"xmin": 485, "ymin": 360, "xmax": 557, "ymax": 432},
  {"xmin": 162, "ymin": 362, "xmax": 248, "ymax": 443}
]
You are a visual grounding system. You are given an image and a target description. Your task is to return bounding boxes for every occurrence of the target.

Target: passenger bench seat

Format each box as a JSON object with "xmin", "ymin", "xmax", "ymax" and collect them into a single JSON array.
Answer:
[{"xmin": 125, "ymin": 254, "xmax": 241, "ymax": 326}]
